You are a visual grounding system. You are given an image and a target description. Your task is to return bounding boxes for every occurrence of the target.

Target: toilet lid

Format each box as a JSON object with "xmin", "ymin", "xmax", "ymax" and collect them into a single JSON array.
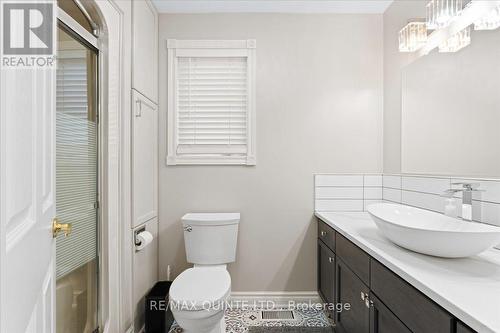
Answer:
[{"xmin": 170, "ymin": 268, "xmax": 231, "ymax": 310}]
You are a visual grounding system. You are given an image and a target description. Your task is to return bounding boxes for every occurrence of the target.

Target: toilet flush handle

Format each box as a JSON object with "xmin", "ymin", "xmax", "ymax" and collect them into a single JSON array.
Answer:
[{"xmin": 184, "ymin": 225, "xmax": 192, "ymax": 232}]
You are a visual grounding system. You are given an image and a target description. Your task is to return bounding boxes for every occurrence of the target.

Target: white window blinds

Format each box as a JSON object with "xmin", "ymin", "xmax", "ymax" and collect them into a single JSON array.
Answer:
[
  {"xmin": 167, "ymin": 40, "xmax": 256, "ymax": 165},
  {"xmin": 177, "ymin": 57, "xmax": 247, "ymax": 153}
]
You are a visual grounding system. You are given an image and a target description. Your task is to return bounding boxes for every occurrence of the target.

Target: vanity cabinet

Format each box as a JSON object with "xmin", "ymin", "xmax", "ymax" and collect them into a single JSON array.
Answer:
[
  {"xmin": 335, "ymin": 258, "xmax": 369, "ymax": 333},
  {"xmin": 318, "ymin": 240, "xmax": 335, "ymax": 306},
  {"xmin": 456, "ymin": 322, "xmax": 475, "ymax": 333},
  {"xmin": 369, "ymin": 293, "xmax": 411, "ymax": 333},
  {"xmin": 336, "ymin": 233, "xmax": 370, "ymax": 285},
  {"xmin": 370, "ymin": 260, "xmax": 453, "ymax": 332},
  {"xmin": 317, "ymin": 219, "xmax": 477, "ymax": 333},
  {"xmin": 318, "ymin": 220, "xmax": 336, "ymax": 250}
]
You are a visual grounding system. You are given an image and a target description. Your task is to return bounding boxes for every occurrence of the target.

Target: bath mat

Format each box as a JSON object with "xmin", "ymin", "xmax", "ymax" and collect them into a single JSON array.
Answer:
[{"xmin": 248, "ymin": 327, "xmax": 334, "ymax": 333}]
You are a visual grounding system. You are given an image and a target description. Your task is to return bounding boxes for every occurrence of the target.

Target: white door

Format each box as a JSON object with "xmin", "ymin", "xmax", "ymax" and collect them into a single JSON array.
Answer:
[{"xmin": 0, "ymin": 1, "xmax": 57, "ymax": 332}]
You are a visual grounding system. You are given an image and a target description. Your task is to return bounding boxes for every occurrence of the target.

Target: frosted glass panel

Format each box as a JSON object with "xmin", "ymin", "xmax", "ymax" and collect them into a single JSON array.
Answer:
[{"xmin": 56, "ymin": 53, "xmax": 97, "ymax": 279}]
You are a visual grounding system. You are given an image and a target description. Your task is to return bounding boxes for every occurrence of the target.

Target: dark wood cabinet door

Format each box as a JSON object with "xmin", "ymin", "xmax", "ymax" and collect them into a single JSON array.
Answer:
[
  {"xmin": 318, "ymin": 240, "xmax": 335, "ymax": 306},
  {"xmin": 371, "ymin": 260, "xmax": 453, "ymax": 333},
  {"xmin": 369, "ymin": 293, "xmax": 411, "ymax": 333},
  {"xmin": 336, "ymin": 258, "xmax": 370, "ymax": 333}
]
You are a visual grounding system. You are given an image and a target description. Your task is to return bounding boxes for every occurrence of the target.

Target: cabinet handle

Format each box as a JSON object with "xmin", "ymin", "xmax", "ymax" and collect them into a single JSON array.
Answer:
[
  {"xmin": 328, "ymin": 257, "xmax": 334, "ymax": 263},
  {"xmin": 321, "ymin": 231, "xmax": 327, "ymax": 237},
  {"xmin": 365, "ymin": 297, "xmax": 373, "ymax": 308}
]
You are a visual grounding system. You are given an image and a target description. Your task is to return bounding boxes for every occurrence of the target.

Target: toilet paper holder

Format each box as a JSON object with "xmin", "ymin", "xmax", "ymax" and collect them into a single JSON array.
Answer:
[
  {"xmin": 134, "ymin": 226, "xmax": 146, "ymax": 247},
  {"xmin": 134, "ymin": 226, "xmax": 154, "ymax": 252}
]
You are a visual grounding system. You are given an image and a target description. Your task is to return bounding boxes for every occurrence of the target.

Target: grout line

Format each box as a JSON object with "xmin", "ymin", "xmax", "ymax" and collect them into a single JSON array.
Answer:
[
  {"xmin": 400, "ymin": 188, "xmax": 443, "ymax": 197},
  {"xmin": 382, "ymin": 186, "xmax": 402, "ymax": 191},
  {"xmin": 382, "ymin": 199, "xmax": 401, "ymax": 204},
  {"xmin": 399, "ymin": 202, "xmax": 442, "ymax": 214},
  {"xmin": 472, "ymin": 199, "xmax": 500, "ymax": 205}
]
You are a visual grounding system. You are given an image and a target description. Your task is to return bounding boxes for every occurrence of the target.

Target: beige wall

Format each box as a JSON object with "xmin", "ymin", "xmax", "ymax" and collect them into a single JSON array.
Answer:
[
  {"xmin": 158, "ymin": 14, "xmax": 383, "ymax": 292},
  {"xmin": 382, "ymin": 0, "xmax": 425, "ymax": 174}
]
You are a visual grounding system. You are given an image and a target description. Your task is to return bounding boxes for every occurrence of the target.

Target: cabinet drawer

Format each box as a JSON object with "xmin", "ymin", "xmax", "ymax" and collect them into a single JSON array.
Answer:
[
  {"xmin": 335, "ymin": 233, "xmax": 370, "ymax": 285},
  {"xmin": 371, "ymin": 260, "xmax": 453, "ymax": 333},
  {"xmin": 318, "ymin": 220, "xmax": 336, "ymax": 252}
]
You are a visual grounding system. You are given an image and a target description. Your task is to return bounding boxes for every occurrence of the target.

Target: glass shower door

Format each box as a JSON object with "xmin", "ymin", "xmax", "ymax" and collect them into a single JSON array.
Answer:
[{"xmin": 55, "ymin": 25, "xmax": 99, "ymax": 333}]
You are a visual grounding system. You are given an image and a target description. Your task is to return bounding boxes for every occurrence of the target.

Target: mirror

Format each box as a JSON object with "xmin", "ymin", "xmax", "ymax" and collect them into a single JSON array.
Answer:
[{"xmin": 401, "ymin": 28, "xmax": 500, "ymax": 178}]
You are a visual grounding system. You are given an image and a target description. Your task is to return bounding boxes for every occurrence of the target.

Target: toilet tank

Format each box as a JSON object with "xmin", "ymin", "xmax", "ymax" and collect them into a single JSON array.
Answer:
[{"xmin": 182, "ymin": 213, "xmax": 240, "ymax": 265}]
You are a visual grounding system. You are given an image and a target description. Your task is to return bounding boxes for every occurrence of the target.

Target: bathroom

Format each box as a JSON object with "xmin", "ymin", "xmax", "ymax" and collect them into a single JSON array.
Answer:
[{"xmin": 1, "ymin": 0, "xmax": 499, "ymax": 332}]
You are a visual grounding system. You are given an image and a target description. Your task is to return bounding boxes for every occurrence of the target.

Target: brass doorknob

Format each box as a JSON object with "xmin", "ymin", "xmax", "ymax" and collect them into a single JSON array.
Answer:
[{"xmin": 52, "ymin": 218, "xmax": 72, "ymax": 238}]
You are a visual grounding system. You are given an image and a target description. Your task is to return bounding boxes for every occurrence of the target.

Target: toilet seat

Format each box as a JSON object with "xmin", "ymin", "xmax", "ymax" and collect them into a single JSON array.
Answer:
[{"xmin": 170, "ymin": 268, "xmax": 231, "ymax": 311}]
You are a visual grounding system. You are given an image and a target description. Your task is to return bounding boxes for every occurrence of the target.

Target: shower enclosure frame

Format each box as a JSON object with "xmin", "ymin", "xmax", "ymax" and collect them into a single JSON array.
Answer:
[
  {"xmin": 57, "ymin": 6, "xmax": 100, "ymax": 332},
  {"xmin": 57, "ymin": 1, "xmax": 133, "ymax": 332}
]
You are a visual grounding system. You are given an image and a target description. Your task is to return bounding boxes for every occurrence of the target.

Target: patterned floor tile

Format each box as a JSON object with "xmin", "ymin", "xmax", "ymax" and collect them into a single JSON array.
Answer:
[{"xmin": 168, "ymin": 306, "xmax": 333, "ymax": 333}]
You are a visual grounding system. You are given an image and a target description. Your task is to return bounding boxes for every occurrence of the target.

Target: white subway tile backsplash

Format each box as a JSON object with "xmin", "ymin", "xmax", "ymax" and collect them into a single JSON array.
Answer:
[
  {"xmin": 314, "ymin": 173, "xmax": 500, "ymax": 230},
  {"xmin": 452, "ymin": 178, "xmax": 500, "ymax": 204},
  {"xmin": 383, "ymin": 175, "xmax": 401, "ymax": 189},
  {"xmin": 314, "ymin": 174, "xmax": 382, "ymax": 212},
  {"xmin": 364, "ymin": 200, "xmax": 384, "ymax": 210},
  {"xmin": 383, "ymin": 188, "xmax": 401, "ymax": 203},
  {"xmin": 473, "ymin": 200, "xmax": 500, "ymax": 227},
  {"xmin": 315, "ymin": 199, "xmax": 364, "ymax": 212},
  {"xmin": 402, "ymin": 176, "xmax": 450, "ymax": 195},
  {"xmin": 316, "ymin": 187, "xmax": 363, "ymax": 199},
  {"xmin": 315, "ymin": 175, "xmax": 363, "ymax": 187},
  {"xmin": 364, "ymin": 187, "xmax": 383, "ymax": 200},
  {"xmin": 364, "ymin": 175, "xmax": 382, "ymax": 187},
  {"xmin": 402, "ymin": 190, "xmax": 445, "ymax": 213}
]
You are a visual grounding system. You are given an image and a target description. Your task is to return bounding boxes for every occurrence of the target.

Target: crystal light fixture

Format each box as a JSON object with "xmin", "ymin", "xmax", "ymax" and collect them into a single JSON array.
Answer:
[
  {"xmin": 438, "ymin": 26, "xmax": 471, "ymax": 52},
  {"xmin": 474, "ymin": 6, "xmax": 500, "ymax": 30},
  {"xmin": 426, "ymin": 0, "xmax": 464, "ymax": 30},
  {"xmin": 398, "ymin": 21, "xmax": 428, "ymax": 52}
]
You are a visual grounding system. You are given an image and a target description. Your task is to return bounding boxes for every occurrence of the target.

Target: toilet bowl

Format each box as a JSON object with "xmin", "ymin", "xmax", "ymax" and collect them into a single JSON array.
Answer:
[
  {"xmin": 169, "ymin": 213, "xmax": 240, "ymax": 333},
  {"xmin": 170, "ymin": 266, "xmax": 231, "ymax": 333}
]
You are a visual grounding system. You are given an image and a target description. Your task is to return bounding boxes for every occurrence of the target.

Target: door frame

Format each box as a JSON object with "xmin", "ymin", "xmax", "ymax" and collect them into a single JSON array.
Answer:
[{"xmin": 60, "ymin": 1, "xmax": 133, "ymax": 332}]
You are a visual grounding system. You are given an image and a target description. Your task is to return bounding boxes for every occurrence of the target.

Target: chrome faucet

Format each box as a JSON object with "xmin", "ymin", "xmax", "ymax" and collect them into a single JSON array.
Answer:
[{"xmin": 443, "ymin": 183, "xmax": 480, "ymax": 221}]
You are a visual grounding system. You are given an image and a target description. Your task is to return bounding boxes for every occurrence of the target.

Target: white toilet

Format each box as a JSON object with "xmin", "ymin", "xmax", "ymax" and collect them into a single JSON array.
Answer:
[{"xmin": 169, "ymin": 213, "xmax": 240, "ymax": 333}]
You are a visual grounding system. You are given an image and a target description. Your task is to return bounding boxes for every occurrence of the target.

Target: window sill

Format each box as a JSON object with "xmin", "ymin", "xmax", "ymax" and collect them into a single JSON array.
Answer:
[{"xmin": 166, "ymin": 155, "xmax": 256, "ymax": 166}]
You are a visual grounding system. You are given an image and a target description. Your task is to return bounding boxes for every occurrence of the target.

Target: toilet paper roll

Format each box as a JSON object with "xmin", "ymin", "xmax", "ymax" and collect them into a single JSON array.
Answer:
[{"xmin": 135, "ymin": 230, "xmax": 154, "ymax": 251}]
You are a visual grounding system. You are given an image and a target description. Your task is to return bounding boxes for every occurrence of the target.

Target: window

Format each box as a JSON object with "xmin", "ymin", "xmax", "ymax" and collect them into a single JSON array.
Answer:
[{"xmin": 167, "ymin": 39, "xmax": 256, "ymax": 165}]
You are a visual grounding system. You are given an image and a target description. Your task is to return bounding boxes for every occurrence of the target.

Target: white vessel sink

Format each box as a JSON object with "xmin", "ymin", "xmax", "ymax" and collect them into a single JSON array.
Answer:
[{"xmin": 367, "ymin": 203, "xmax": 500, "ymax": 258}]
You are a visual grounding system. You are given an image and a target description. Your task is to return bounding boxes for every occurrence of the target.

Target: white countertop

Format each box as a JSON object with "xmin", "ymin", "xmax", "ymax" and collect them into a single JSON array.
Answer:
[{"xmin": 315, "ymin": 211, "xmax": 500, "ymax": 333}]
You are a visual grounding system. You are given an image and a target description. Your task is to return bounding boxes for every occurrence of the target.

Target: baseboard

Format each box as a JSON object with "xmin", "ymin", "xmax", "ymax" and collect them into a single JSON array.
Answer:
[{"xmin": 230, "ymin": 291, "xmax": 321, "ymax": 308}]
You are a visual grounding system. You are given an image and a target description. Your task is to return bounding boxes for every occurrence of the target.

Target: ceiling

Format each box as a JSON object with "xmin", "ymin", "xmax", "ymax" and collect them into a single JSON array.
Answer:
[{"xmin": 151, "ymin": 0, "xmax": 394, "ymax": 14}]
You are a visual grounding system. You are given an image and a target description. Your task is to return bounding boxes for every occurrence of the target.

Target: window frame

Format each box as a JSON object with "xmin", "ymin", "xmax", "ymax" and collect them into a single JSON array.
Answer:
[{"xmin": 166, "ymin": 39, "xmax": 256, "ymax": 165}]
